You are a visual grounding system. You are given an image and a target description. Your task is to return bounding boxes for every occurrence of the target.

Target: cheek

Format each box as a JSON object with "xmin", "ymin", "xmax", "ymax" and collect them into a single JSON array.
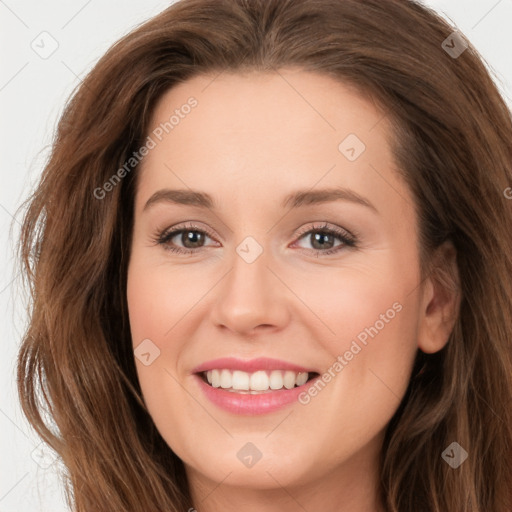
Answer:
[
  {"xmin": 324, "ymin": 315, "xmax": 417, "ymax": 452},
  {"xmin": 296, "ymin": 266, "xmax": 420, "ymax": 436},
  {"xmin": 288, "ymin": 261, "xmax": 416, "ymax": 356},
  {"xmin": 126, "ymin": 257, "xmax": 205, "ymax": 346},
  {"xmin": 126, "ymin": 261, "xmax": 195, "ymax": 452}
]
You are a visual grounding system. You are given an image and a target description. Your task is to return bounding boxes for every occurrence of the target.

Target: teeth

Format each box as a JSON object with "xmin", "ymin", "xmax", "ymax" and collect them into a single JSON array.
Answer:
[
  {"xmin": 203, "ymin": 369, "xmax": 310, "ymax": 392},
  {"xmin": 249, "ymin": 370, "xmax": 268, "ymax": 391},
  {"xmin": 269, "ymin": 370, "xmax": 283, "ymax": 390},
  {"xmin": 296, "ymin": 372, "xmax": 308, "ymax": 386},
  {"xmin": 283, "ymin": 371, "xmax": 296, "ymax": 389},
  {"xmin": 211, "ymin": 369, "xmax": 220, "ymax": 387},
  {"xmin": 232, "ymin": 370, "xmax": 250, "ymax": 390},
  {"xmin": 220, "ymin": 369, "xmax": 232, "ymax": 389}
]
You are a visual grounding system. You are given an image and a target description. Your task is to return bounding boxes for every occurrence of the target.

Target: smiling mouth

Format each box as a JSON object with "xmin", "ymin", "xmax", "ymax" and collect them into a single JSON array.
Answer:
[{"xmin": 198, "ymin": 369, "xmax": 320, "ymax": 394}]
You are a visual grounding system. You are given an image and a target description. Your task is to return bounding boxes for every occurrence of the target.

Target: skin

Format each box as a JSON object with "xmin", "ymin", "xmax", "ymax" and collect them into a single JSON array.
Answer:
[{"xmin": 127, "ymin": 68, "xmax": 460, "ymax": 512}]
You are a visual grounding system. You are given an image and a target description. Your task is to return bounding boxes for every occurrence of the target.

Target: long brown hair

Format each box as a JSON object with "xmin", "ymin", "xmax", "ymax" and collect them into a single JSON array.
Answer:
[{"xmin": 16, "ymin": 0, "xmax": 512, "ymax": 510}]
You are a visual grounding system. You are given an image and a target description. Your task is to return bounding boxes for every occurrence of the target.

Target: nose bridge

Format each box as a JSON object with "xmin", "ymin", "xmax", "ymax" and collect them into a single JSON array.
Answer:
[
  {"xmin": 232, "ymin": 237, "xmax": 268, "ymax": 292},
  {"xmin": 211, "ymin": 236, "xmax": 288, "ymax": 333}
]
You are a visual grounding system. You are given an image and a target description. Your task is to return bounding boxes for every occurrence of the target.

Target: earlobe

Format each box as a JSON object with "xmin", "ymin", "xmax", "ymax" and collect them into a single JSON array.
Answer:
[{"xmin": 417, "ymin": 241, "xmax": 461, "ymax": 354}]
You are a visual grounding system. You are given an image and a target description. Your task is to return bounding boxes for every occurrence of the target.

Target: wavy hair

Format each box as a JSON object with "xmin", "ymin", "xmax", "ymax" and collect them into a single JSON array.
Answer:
[{"xmin": 16, "ymin": 0, "xmax": 512, "ymax": 510}]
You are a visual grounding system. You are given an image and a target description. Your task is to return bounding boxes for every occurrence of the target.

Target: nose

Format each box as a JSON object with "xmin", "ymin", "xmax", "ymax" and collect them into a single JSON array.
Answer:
[{"xmin": 210, "ymin": 245, "xmax": 290, "ymax": 336}]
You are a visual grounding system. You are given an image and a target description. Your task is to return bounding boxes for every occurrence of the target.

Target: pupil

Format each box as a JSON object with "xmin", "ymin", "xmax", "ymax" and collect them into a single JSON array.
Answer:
[
  {"xmin": 183, "ymin": 230, "xmax": 204, "ymax": 248},
  {"xmin": 312, "ymin": 232, "xmax": 334, "ymax": 250}
]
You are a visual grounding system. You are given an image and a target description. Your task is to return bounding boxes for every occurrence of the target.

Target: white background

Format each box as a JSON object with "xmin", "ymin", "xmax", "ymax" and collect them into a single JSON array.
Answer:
[{"xmin": 1, "ymin": 1, "xmax": 511, "ymax": 510}]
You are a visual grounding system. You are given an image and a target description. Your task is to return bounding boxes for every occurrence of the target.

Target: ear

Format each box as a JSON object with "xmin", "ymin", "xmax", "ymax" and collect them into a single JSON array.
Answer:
[{"xmin": 417, "ymin": 240, "xmax": 461, "ymax": 354}]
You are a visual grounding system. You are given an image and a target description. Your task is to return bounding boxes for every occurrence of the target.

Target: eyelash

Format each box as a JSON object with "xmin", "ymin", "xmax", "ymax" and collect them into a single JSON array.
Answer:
[{"xmin": 152, "ymin": 221, "xmax": 357, "ymax": 257}]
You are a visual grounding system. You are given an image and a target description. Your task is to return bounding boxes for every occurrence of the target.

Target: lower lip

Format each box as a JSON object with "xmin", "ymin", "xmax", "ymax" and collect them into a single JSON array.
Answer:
[{"xmin": 194, "ymin": 374, "xmax": 318, "ymax": 415}]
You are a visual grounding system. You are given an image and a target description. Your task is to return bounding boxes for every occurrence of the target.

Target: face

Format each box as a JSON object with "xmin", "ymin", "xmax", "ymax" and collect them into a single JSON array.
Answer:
[{"xmin": 127, "ymin": 69, "xmax": 434, "ymax": 504}]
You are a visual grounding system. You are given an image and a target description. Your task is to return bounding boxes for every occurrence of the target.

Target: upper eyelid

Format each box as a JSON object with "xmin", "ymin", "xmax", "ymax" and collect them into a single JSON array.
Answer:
[
  {"xmin": 294, "ymin": 222, "xmax": 353, "ymax": 238},
  {"xmin": 162, "ymin": 222, "xmax": 346, "ymax": 236},
  {"xmin": 163, "ymin": 222, "xmax": 217, "ymax": 240}
]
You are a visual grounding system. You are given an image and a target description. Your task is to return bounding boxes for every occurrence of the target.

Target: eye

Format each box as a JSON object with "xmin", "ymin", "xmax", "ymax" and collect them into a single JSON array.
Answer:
[
  {"xmin": 153, "ymin": 221, "xmax": 357, "ymax": 256},
  {"xmin": 153, "ymin": 222, "xmax": 218, "ymax": 255},
  {"xmin": 291, "ymin": 222, "xmax": 357, "ymax": 256}
]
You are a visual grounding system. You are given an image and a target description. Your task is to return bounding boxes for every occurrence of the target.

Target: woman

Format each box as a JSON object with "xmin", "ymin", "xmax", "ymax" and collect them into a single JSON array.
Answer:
[{"xmin": 16, "ymin": 0, "xmax": 512, "ymax": 510}]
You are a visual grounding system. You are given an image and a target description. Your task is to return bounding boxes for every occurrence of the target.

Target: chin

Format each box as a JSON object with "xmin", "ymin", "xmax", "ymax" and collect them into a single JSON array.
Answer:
[{"xmin": 187, "ymin": 456, "xmax": 311, "ymax": 490}]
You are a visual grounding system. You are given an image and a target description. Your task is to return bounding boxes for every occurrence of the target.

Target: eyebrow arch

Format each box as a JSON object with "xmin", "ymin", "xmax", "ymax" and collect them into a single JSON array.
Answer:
[
  {"xmin": 143, "ymin": 189, "xmax": 215, "ymax": 211},
  {"xmin": 142, "ymin": 187, "xmax": 378, "ymax": 214},
  {"xmin": 282, "ymin": 187, "xmax": 378, "ymax": 213}
]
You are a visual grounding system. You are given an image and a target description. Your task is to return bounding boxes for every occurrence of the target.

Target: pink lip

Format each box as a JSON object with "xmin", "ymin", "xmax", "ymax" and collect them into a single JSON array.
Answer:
[
  {"xmin": 191, "ymin": 358, "xmax": 319, "ymax": 415},
  {"xmin": 193, "ymin": 373, "xmax": 320, "ymax": 415},
  {"xmin": 191, "ymin": 357, "xmax": 314, "ymax": 374}
]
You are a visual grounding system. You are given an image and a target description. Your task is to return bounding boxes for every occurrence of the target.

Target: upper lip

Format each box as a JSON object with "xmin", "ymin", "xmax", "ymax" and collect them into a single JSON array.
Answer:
[{"xmin": 192, "ymin": 357, "xmax": 316, "ymax": 374}]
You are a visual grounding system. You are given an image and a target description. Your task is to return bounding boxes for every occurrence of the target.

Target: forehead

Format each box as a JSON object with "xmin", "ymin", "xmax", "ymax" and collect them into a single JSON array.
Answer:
[
  {"xmin": 145, "ymin": 69, "xmax": 391, "ymax": 159},
  {"xmin": 135, "ymin": 69, "xmax": 412, "ymax": 221}
]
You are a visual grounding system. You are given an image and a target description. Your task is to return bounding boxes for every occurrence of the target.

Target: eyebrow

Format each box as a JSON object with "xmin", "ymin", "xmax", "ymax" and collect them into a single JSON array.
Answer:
[{"xmin": 143, "ymin": 187, "xmax": 378, "ymax": 214}]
